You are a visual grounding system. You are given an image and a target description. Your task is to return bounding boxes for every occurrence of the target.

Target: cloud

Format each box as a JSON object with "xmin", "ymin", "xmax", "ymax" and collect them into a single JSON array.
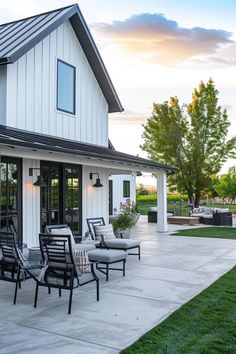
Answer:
[
  {"xmin": 109, "ymin": 110, "xmax": 147, "ymax": 125},
  {"xmin": 92, "ymin": 13, "xmax": 234, "ymax": 65}
]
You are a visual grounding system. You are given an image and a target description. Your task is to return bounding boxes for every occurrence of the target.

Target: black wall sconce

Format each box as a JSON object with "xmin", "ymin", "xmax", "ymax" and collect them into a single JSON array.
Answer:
[
  {"xmin": 89, "ymin": 173, "xmax": 103, "ymax": 188},
  {"xmin": 29, "ymin": 168, "xmax": 46, "ymax": 187}
]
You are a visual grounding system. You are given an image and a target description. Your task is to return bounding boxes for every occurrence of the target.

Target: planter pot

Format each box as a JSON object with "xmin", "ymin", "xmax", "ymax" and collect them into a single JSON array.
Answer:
[
  {"xmin": 132, "ymin": 213, "xmax": 140, "ymax": 225},
  {"xmin": 115, "ymin": 229, "xmax": 131, "ymax": 239}
]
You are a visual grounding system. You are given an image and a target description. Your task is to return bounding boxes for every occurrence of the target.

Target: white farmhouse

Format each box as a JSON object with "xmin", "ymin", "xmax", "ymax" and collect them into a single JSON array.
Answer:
[{"xmin": 0, "ymin": 4, "xmax": 175, "ymax": 247}]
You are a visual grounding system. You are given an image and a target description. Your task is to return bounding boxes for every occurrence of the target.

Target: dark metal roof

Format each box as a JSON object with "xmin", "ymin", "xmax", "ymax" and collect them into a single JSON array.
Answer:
[
  {"xmin": 0, "ymin": 125, "xmax": 177, "ymax": 173},
  {"xmin": 0, "ymin": 4, "xmax": 123, "ymax": 113},
  {"xmin": 108, "ymin": 139, "xmax": 116, "ymax": 150}
]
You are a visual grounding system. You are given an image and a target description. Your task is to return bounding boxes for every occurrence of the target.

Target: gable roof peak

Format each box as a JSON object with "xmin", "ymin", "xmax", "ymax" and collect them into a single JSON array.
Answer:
[{"xmin": 0, "ymin": 3, "xmax": 123, "ymax": 113}]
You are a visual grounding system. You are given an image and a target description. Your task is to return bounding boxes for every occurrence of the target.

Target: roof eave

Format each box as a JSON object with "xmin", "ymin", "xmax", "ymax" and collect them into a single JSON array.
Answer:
[{"xmin": 0, "ymin": 57, "xmax": 12, "ymax": 64}]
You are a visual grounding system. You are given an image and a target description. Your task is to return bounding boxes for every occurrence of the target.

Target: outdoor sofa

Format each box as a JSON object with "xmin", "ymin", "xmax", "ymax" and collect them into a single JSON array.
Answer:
[{"xmin": 190, "ymin": 207, "xmax": 232, "ymax": 226}]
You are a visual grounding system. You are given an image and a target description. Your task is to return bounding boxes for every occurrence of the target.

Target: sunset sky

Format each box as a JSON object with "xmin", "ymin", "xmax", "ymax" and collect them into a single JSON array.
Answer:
[{"xmin": 0, "ymin": 0, "xmax": 235, "ymax": 182}]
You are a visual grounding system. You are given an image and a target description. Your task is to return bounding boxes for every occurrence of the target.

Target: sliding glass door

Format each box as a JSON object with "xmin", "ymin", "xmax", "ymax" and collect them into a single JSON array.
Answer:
[
  {"xmin": 41, "ymin": 162, "xmax": 61, "ymax": 230},
  {"xmin": 40, "ymin": 162, "xmax": 82, "ymax": 234},
  {"xmin": 0, "ymin": 157, "xmax": 22, "ymax": 246},
  {"xmin": 64, "ymin": 166, "xmax": 82, "ymax": 233}
]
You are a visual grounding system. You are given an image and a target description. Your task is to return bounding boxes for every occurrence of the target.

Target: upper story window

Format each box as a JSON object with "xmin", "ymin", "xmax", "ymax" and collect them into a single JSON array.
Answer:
[
  {"xmin": 57, "ymin": 59, "xmax": 76, "ymax": 115},
  {"xmin": 123, "ymin": 180, "xmax": 130, "ymax": 198}
]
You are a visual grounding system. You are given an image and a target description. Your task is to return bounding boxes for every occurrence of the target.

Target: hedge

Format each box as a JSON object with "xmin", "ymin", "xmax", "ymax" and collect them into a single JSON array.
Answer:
[{"xmin": 136, "ymin": 193, "xmax": 188, "ymax": 203}]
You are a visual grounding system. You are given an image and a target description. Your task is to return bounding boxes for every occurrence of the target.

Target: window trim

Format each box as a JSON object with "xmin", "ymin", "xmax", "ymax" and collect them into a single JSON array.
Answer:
[
  {"xmin": 123, "ymin": 180, "xmax": 130, "ymax": 198},
  {"xmin": 56, "ymin": 59, "xmax": 76, "ymax": 115}
]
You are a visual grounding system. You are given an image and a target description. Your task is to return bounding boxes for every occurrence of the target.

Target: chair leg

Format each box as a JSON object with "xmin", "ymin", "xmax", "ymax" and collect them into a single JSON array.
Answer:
[
  {"xmin": 96, "ymin": 279, "xmax": 99, "ymax": 301},
  {"xmin": 138, "ymin": 246, "xmax": 141, "ymax": 260},
  {"xmin": 59, "ymin": 288, "xmax": 62, "ymax": 297},
  {"xmin": 48, "ymin": 287, "xmax": 51, "ymax": 294},
  {"xmin": 68, "ymin": 288, "xmax": 73, "ymax": 315},
  {"xmin": 34, "ymin": 283, "xmax": 39, "ymax": 308},
  {"xmin": 106, "ymin": 263, "xmax": 109, "ymax": 282},
  {"xmin": 13, "ymin": 266, "xmax": 21, "ymax": 305},
  {"xmin": 68, "ymin": 268, "xmax": 74, "ymax": 315},
  {"xmin": 123, "ymin": 260, "xmax": 126, "ymax": 277}
]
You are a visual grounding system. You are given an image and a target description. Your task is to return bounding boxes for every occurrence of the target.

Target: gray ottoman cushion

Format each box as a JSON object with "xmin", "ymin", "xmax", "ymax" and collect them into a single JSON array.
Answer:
[
  {"xmin": 104, "ymin": 239, "xmax": 140, "ymax": 249},
  {"xmin": 88, "ymin": 249, "xmax": 127, "ymax": 263},
  {"xmin": 73, "ymin": 243, "xmax": 96, "ymax": 252}
]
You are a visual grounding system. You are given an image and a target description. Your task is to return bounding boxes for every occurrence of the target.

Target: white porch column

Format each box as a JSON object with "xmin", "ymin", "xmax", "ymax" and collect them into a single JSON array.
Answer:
[{"xmin": 157, "ymin": 171, "xmax": 168, "ymax": 232}]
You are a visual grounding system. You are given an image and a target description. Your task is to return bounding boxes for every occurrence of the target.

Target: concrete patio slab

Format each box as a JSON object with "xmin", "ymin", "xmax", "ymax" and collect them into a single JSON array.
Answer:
[
  {"xmin": 0, "ymin": 216, "xmax": 236, "ymax": 354},
  {"xmin": 136, "ymin": 253, "xmax": 216, "ymax": 270},
  {"xmin": 0, "ymin": 321, "xmax": 117, "ymax": 354},
  {"xmin": 131, "ymin": 265, "xmax": 221, "ymax": 285},
  {"xmin": 196, "ymin": 258, "xmax": 236, "ymax": 273},
  {"xmin": 16, "ymin": 291, "xmax": 177, "ymax": 350}
]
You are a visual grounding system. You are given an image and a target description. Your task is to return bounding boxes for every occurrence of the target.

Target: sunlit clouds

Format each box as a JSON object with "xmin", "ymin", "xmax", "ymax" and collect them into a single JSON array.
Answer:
[{"xmin": 92, "ymin": 13, "xmax": 234, "ymax": 65}]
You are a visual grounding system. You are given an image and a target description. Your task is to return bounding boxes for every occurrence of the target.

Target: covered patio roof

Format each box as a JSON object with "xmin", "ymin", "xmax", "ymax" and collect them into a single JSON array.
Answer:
[{"xmin": 0, "ymin": 125, "xmax": 176, "ymax": 173}]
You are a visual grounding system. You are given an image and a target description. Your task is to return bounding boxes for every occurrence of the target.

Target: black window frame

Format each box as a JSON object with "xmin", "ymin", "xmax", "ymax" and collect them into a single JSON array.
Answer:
[
  {"xmin": 40, "ymin": 161, "xmax": 82, "ymax": 236},
  {"xmin": 0, "ymin": 156, "xmax": 22, "ymax": 248},
  {"xmin": 123, "ymin": 180, "xmax": 130, "ymax": 198},
  {"xmin": 56, "ymin": 59, "xmax": 76, "ymax": 115}
]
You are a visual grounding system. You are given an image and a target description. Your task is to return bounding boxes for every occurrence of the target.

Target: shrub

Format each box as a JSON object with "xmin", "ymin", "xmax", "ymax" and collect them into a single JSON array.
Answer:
[
  {"xmin": 112, "ymin": 213, "xmax": 135, "ymax": 232},
  {"xmin": 112, "ymin": 199, "xmax": 137, "ymax": 232},
  {"xmin": 136, "ymin": 193, "xmax": 188, "ymax": 203}
]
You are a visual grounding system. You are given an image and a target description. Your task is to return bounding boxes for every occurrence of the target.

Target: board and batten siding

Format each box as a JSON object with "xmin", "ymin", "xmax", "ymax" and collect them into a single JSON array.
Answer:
[
  {"xmin": 82, "ymin": 166, "xmax": 110, "ymax": 234},
  {"xmin": 109, "ymin": 174, "xmax": 136, "ymax": 213},
  {"xmin": 0, "ymin": 65, "xmax": 6, "ymax": 124},
  {"xmin": 5, "ymin": 20, "xmax": 108, "ymax": 146}
]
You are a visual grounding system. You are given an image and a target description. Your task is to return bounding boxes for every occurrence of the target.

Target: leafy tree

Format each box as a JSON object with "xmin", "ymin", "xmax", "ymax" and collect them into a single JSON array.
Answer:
[
  {"xmin": 141, "ymin": 79, "xmax": 236, "ymax": 207},
  {"xmin": 214, "ymin": 166, "xmax": 236, "ymax": 204}
]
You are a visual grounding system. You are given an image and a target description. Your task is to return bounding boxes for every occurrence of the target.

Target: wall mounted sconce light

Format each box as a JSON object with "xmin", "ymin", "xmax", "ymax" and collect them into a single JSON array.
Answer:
[
  {"xmin": 29, "ymin": 168, "xmax": 46, "ymax": 187},
  {"xmin": 89, "ymin": 173, "xmax": 103, "ymax": 188}
]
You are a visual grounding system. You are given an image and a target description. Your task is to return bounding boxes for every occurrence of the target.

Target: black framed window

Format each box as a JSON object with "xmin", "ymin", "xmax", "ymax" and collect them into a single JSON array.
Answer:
[
  {"xmin": 0, "ymin": 156, "xmax": 22, "ymax": 247},
  {"xmin": 57, "ymin": 59, "xmax": 76, "ymax": 115},
  {"xmin": 123, "ymin": 180, "xmax": 130, "ymax": 198}
]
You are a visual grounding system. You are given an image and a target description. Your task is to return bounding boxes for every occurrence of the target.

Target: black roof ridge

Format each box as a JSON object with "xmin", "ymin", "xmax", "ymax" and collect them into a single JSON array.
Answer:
[{"xmin": 0, "ymin": 3, "xmax": 77, "ymax": 28}]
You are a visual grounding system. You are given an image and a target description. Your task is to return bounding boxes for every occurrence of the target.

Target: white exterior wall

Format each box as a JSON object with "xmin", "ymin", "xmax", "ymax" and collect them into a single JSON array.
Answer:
[
  {"xmin": 82, "ymin": 166, "xmax": 110, "ymax": 233},
  {"xmin": 5, "ymin": 20, "xmax": 108, "ymax": 146},
  {"xmin": 21, "ymin": 158, "xmax": 109, "ymax": 246},
  {"xmin": 0, "ymin": 65, "xmax": 6, "ymax": 124},
  {"xmin": 109, "ymin": 174, "xmax": 136, "ymax": 214},
  {"xmin": 22, "ymin": 159, "xmax": 40, "ymax": 247}
]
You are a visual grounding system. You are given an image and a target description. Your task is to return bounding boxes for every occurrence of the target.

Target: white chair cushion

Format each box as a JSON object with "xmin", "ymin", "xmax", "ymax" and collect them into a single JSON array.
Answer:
[
  {"xmin": 50, "ymin": 227, "xmax": 76, "ymax": 246},
  {"xmin": 95, "ymin": 224, "xmax": 116, "ymax": 241}
]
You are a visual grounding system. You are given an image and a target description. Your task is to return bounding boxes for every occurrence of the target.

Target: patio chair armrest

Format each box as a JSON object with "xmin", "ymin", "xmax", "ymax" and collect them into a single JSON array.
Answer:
[
  {"xmin": 22, "ymin": 262, "xmax": 43, "ymax": 270},
  {"xmin": 73, "ymin": 234, "xmax": 83, "ymax": 243},
  {"xmin": 115, "ymin": 232, "xmax": 123, "ymax": 239},
  {"xmin": 100, "ymin": 235, "xmax": 108, "ymax": 248}
]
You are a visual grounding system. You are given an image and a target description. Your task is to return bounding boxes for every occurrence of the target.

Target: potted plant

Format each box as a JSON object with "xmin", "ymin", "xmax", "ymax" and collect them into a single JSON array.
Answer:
[{"xmin": 111, "ymin": 199, "xmax": 140, "ymax": 238}]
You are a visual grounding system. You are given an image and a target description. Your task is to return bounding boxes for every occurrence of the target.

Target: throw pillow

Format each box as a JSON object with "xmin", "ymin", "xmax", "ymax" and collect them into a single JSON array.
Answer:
[
  {"xmin": 73, "ymin": 249, "xmax": 91, "ymax": 273},
  {"xmin": 95, "ymin": 224, "xmax": 116, "ymax": 241}
]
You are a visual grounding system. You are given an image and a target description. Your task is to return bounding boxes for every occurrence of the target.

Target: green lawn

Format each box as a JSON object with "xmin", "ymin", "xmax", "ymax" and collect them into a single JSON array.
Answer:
[
  {"xmin": 173, "ymin": 227, "xmax": 236, "ymax": 239},
  {"xmin": 121, "ymin": 267, "xmax": 236, "ymax": 354}
]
